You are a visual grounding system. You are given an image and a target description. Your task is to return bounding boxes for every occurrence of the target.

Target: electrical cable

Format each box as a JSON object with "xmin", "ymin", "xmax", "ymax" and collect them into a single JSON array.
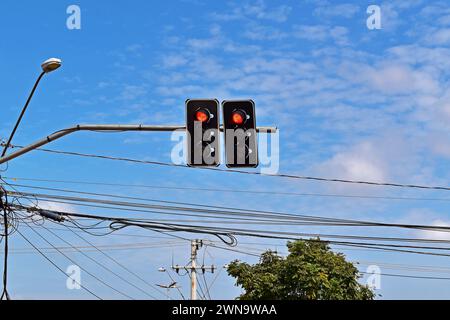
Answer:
[
  {"xmin": 359, "ymin": 271, "xmax": 450, "ymax": 281},
  {"xmin": 41, "ymin": 222, "xmax": 160, "ymax": 300},
  {"xmin": 14, "ymin": 228, "xmax": 102, "ymax": 299},
  {"xmin": 5, "ymin": 177, "xmax": 450, "ymax": 203},
  {"xmin": 12, "ymin": 203, "xmax": 450, "ymax": 255},
  {"xmin": 23, "ymin": 221, "xmax": 136, "ymax": 300},
  {"xmin": 8, "ymin": 190, "xmax": 450, "ymax": 234},
  {"xmin": 164, "ymin": 268, "xmax": 186, "ymax": 300},
  {"xmin": 2, "ymin": 144, "xmax": 450, "ymax": 191},
  {"xmin": 56, "ymin": 221, "xmax": 170, "ymax": 299},
  {"xmin": 201, "ymin": 245, "xmax": 212, "ymax": 300}
]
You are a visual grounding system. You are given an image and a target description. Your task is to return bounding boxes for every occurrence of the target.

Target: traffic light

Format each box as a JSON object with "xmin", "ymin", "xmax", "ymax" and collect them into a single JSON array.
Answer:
[
  {"xmin": 186, "ymin": 99, "xmax": 220, "ymax": 166},
  {"xmin": 222, "ymin": 100, "xmax": 258, "ymax": 168}
]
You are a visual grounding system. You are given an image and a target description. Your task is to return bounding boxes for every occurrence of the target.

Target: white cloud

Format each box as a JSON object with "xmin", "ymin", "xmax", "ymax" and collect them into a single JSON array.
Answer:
[
  {"xmin": 162, "ymin": 55, "xmax": 188, "ymax": 68},
  {"xmin": 243, "ymin": 24, "xmax": 287, "ymax": 40},
  {"xmin": 314, "ymin": 3, "xmax": 360, "ymax": 19},
  {"xmin": 293, "ymin": 25, "xmax": 349, "ymax": 45},
  {"xmin": 314, "ymin": 141, "xmax": 387, "ymax": 182},
  {"xmin": 120, "ymin": 85, "xmax": 148, "ymax": 101},
  {"xmin": 428, "ymin": 133, "xmax": 450, "ymax": 159},
  {"xmin": 211, "ymin": 0, "xmax": 291, "ymax": 23},
  {"xmin": 293, "ymin": 25, "xmax": 328, "ymax": 41},
  {"xmin": 244, "ymin": 0, "xmax": 291, "ymax": 22},
  {"xmin": 438, "ymin": 15, "xmax": 450, "ymax": 26},
  {"xmin": 400, "ymin": 210, "xmax": 450, "ymax": 241},
  {"xmin": 428, "ymin": 28, "xmax": 450, "ymax": 45},
  {"xmin": 339, "ymin": 62, "xmax": 441, "ymax": 95},
  {"xmin": 418, "ymin": 220, "xmax": 450, "ymax": 240},
  {"xmin": 37, "ymin": 201, "xmax": 76, "ymax": 213}
]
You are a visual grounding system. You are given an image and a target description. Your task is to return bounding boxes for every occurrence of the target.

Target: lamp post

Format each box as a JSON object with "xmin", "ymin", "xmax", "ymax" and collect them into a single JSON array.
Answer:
[
  {"xmin": 1, "ymin": 58, "xmax": 61, "ymax": 300},
  {"xmin": 1, "ymin": 58, "xmax": 62, "ymax": 157}
]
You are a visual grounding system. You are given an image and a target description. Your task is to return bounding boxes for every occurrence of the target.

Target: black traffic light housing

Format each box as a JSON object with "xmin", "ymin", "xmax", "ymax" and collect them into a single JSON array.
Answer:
[
  {"xmin": 222, "ymin": 100, "xmax": 258, "ymax": 168},
  {"xmin": 186, "ymin": 99, "xmax": 220, "ymax": 167}
]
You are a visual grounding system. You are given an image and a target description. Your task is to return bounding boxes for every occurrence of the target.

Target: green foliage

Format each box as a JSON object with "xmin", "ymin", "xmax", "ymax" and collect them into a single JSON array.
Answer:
[{"xmin": 227, "ymin": 239, "xmax": 375, "ymax": 300}]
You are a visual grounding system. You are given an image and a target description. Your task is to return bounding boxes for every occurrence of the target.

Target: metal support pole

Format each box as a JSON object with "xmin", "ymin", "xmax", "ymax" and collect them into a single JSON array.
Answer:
[
  {"xmin": 0, "ymin": 124, "xmax": 277, "ymax": 165},
  {"xmin": 1, "ymin": 71, "xmax": 46, "ymax": 157}
]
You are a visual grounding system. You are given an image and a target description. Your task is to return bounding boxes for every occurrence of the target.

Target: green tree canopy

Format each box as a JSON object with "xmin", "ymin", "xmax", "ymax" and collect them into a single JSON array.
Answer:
[{"xmin": 227, "ymin": 239, "xmax": 374, "ymax": 300}]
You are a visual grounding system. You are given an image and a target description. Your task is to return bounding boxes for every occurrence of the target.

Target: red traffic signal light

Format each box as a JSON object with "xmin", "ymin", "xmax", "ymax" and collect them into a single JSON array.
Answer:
[
  {"xmin": 231, "ymin": 110, "xmax": 246, "ymax": 125},
  {"xmin": 195, "ymin": 109, "xmax": 210, "ymax": 123}
]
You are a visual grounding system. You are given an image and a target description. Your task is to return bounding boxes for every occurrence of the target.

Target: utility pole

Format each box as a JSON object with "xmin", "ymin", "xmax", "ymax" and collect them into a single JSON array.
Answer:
[
  {"xmin": 172, "ymin": 239, "xmax": 215, "ymax": 300},
  {"xmin": 190, "ymin": 239, "xmax": 199, "ymax": 300}
]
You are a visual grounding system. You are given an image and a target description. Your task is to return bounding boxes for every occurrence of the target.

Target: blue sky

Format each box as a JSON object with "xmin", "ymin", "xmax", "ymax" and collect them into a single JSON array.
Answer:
[{"xmin": 1, "ymin": 0, "xmax": 450, "ymax": 299}]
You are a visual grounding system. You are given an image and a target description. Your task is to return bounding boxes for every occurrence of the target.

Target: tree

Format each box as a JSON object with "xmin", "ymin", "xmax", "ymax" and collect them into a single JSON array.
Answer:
[{"xmin": 227, "ymin": 239, "xmax": 375, "ymax": 300}]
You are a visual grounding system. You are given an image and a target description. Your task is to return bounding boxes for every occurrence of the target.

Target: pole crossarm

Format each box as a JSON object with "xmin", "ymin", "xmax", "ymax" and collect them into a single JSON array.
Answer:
[
  {"xmin": 0, "ymin": 124, "xmax": 277, "ymax": 165},
  {"xmin": 171, "ymin": 265, "xmax": 216, "ymax": 272}
]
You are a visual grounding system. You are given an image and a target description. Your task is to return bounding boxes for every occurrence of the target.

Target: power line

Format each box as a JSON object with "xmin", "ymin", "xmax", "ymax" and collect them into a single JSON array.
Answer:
[
  {"xmin": 1, "ymin": 242, "xmax": 186, "ymax": 254},
  {"xmin": 202, "ymin": 245, "xmax": 212, "ymax": 300},
  {"xmin": 203, "ymin": 240, "xmax": 450, "ymax": 281},
  {"xmin": 8, "ymin": 189, "xmax": 450, "ymax": 234},
  {"xmin": 357, "ymin": 262, "xmax": 450, "ymax": 274},
  {"xmin": 217, "ymin": 244, "xmax": 450, "ymax": 282},
  {"xmin": 359, "ymin": 271, "xmax": 450, "ymax": 281},
  {"xmin": 11, "ymin": 197, "xmax": 450, "ymax": 258},
  {"xmin": 4, "ymin": 178, "xmax": 450, "ymax": 203},
  {"xmin": 211, "ymin": 243, "xmax": 450, "ymax": 280},
  {"xmin": 23, "ymin": 221, "xmax": 136, "ymax": 300},
  {"xmin": 163, "ymin": 268, "xmax": 186, "ymax": 300},
  {"xmin": 14, "ymin": 228, "xmax": 102, "ymax": 299},
  {"xmin": 2, "ymin": 144, "xmax": 450, "ymax": 191},
  {"xmin": 203, "ymin": 241, "xmax": 450, "ymax": 281},
  {"xmin": 20, "ymin": 224, "xmax": 188, "ymax": 241},
  {"xmin": 41, "ymin": 222, "xmax": 161, "ymax": 300},
  {"xmin": 206, "ymin": 241, "xmax": 450, "ymax": 274},
  {"xmin": 11, "ymin": 198, "xmax": 450, "ymax": 252},
  {"xmin": 57, "ymin": 221, "xmax": 171, "ymax": 299}
]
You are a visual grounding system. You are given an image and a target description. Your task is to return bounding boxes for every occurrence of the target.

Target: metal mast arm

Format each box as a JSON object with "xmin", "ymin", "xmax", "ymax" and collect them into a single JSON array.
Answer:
[{"xmin": 0, "ymin": 124, "xmax": 277, "ymax": 165}]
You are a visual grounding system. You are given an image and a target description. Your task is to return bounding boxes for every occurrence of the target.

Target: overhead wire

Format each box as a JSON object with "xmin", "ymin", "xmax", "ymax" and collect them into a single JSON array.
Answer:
[
  {"xmin": 3, "ymin": 139, "xmax": 450, "ymax": 296},
  {"xmin": 55, "ymin": 220, "xmax": 170, "ymax": 299},
  {"xmin": 6, "ymin": 183, "xmax": 450, "ymax": 241},
  {"xmin": 14, "ymin": 227, "xmax": 102, "ymax": 299},
  {"xmin": 7, "ymin": 189, "xmax": 450, "ymax": 234},
  {"xmin": 23, "ymin": 220, "xmax": 136, "ymax": 300},
  {"xmin": 4, "ymin": 177, "xmax": 450, "ymax": 202},
  {"xmin": 6, "ymin": 179, "xmax": 169, "ymax": 299},
  {"xmin": 201, "ymin": 245, "xmax": 212, "ymax": 300},
  {"xmin": 2, "ymin": 143, "xmax": 450, "ymax": 191},
  {"xmin": 163, "ymin": 268, "xmax": 186, "ymax": 300},
  {"xmin": 358, "ymin": 271, "xmax": 450, "ymax": 281},
  {"xmin": 5, "ymin": 179, "xmax": 450, "ymax": 293},
  {"xmin": 10, "ymin": 201, "xmax": 450, "ymax": 257},
  {"xmin": 41, "ymin": 222, "xmax": 161, "ymax": 300}
]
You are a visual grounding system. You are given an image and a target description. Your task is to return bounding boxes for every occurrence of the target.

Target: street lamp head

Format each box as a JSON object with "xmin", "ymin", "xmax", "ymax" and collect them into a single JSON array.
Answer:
[{"xmin": 41, "ymin": 58, "xmax": 62, "ymax": 73}]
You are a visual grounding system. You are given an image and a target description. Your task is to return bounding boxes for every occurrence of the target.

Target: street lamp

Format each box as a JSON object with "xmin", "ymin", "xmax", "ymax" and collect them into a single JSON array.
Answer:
[
  {"xmin": 1, "ymin": 58, "xmax": 62, "ymax": 157},
  {"xmin": 41, "ymin": 58, "xmax": 62, "ymax": 73}
]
